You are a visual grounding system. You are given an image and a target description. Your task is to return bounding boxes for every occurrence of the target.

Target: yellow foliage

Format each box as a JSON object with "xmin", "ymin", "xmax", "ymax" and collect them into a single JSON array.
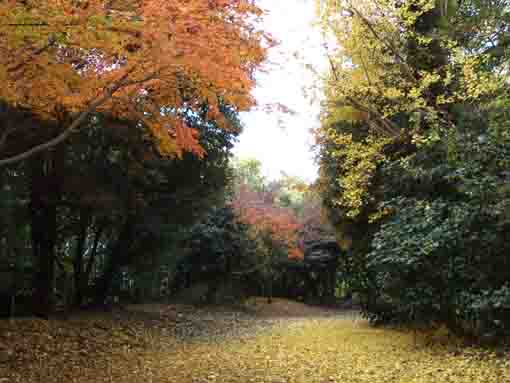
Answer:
[
  {"xmin": 314, "ymin": 0, "xmax": 508, "ymax": 226},
  {"xmin": 322, "ymin": 129, "xmax": 390, "ymax": 218},
  {"xmin": 315, "ymin": 0, "xmax": 505, "ymax": 136}
]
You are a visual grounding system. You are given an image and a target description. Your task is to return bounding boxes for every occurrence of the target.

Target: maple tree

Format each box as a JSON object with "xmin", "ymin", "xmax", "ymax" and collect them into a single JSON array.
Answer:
[
  {"xmin": 230, "ymin": 183, "xmax": 302, "ymax": 303},
  {"xmin": 0, "ymin": 0, "xmax": 272, "ymax": 164},
  {"xmin": 232, "ymin": 184, "xmax": 303, "ymax": 261},
  {"xmin": 230, "ymin": 159, "xmax": 303, "ymax": 258}
]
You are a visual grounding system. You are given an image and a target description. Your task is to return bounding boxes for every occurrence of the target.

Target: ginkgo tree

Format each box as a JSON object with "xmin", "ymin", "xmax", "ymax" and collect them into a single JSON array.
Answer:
[
  {"xmin": 315, "ymin": 0, "xmax": 508, "ymax": 222},
  {"xmin": 0, "ymin": 0, "xmax": 272, "ymax": 164},
  {"xmin": 314, "ymin": 0, "xmax": 510, "ymax": 332}
]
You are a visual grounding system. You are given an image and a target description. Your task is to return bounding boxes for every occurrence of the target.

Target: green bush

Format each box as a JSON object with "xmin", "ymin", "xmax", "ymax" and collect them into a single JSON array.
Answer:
[{"xmin": 364, "ymin": 134, "xmax": 510, "ymax": 335}]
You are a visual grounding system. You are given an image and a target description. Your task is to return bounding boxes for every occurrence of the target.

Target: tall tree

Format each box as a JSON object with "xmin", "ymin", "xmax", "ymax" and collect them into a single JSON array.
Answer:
[{"xmin": 315, "ymin": 0, "xmax": 510, "ymax": 333}]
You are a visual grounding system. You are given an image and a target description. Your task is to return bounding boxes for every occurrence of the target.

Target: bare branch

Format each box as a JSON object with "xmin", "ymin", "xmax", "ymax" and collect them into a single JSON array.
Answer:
[
  {"xmin": 359, "ymin": 52, "xmax": 385, "ymax": 96},
  {"xmin": 324, "ymin": 44, "xmax": 340, "ymax": 82}
]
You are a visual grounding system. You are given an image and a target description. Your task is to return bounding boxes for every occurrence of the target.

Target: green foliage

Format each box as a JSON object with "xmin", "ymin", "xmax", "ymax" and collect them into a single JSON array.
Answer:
[
  {"xmin": 315, "ymin": 0, "xmax": 510, "ymax": 336},
  {"xmin": 171, "ymin": 206, "xmax": 260, "ymax": 302},
  {"xmin": 231, "ymin": 158, "xmax": 267, "ymax": 193},
  {"xmin": 364, "ymin": 133, "xmax": 510, "ymax": 333},
  {"xmin": 0, "ymin": 99, "xmax": 242, "ymax": 311}
]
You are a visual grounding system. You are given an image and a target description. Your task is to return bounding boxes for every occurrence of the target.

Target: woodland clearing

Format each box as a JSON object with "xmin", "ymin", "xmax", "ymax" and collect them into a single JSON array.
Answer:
[{"xmin": 0, "ymin": 299, "xmax": 509, "ymax": 383}]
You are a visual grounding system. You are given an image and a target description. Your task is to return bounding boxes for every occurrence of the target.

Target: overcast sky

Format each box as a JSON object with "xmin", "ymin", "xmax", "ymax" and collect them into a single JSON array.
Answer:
[{"xmin": 233, "ymin": 0, "xmax": 326, "ymax": 182}]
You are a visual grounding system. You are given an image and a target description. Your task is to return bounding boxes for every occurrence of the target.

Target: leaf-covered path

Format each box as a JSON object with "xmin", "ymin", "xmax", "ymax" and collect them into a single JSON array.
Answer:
[
  {"xmin": 147, "ymin": 314, "xmax": 510, "ymax": 383},
  {"xmin": 1, "ymin": 300, "xmax": 509, "ymax": 383}
]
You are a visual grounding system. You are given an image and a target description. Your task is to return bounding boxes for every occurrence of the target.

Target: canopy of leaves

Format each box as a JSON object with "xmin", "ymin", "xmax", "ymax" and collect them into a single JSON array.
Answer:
[{"xmin": 0, "ymin": 0, "xmax": 272, "ymax": 162}]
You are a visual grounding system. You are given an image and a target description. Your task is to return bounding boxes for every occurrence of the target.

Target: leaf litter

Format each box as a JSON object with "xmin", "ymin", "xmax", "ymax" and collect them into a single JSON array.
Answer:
[{"xmin": 0, "ymin": 300, "xmax": 508, "ymax": 383}]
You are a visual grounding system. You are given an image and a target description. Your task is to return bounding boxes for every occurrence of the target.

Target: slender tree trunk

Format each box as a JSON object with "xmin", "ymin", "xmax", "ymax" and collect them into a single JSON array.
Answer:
[
  {"xmin": 30, "ymin": 157, "xmax": 52, "ymax": 317},
  {"xmin": 73, "ymin": 211, "xmax": 90, "ymax": 307},
  {"xmin": 266, "ymin": 273, "xmax": 273, "ymax": 304},
  {"xmin": 93, "ymin": 216, "xmax": 135, "ymax": 306},
  {"xmin": 82, "ymin": 224, "xmax": 105, "ymax": 303},
  {"xmin": 30, "ymin": 146, "xmax": 63, "ymax": 317}
]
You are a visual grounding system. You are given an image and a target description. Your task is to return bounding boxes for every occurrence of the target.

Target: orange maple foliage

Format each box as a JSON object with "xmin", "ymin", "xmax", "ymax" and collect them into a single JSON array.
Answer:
[
  {"xmin": 232, "ymin": 184, "xmax": 304, "ymax": 260},
  {"xmin": 0, "ymin": 0, "xmax": 272, "ymax": 162}
]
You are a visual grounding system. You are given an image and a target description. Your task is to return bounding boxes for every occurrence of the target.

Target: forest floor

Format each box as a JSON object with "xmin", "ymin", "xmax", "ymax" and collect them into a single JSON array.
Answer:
[{"xmin": 1, "ymin": 298, "xmax": 509, "ymax": 383}]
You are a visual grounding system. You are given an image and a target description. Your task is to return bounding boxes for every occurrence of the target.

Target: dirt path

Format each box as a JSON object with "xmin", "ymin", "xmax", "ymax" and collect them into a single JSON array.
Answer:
[{"xmin": 1, "ymin": 300, "xmax": 509, "ymax": 382}]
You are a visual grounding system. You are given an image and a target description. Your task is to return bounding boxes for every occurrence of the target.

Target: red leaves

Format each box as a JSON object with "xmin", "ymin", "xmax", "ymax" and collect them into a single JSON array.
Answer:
[
  {"xmin": 174, "ymin": 120, "xmax": 206, "ymax": 159},
  {"xmin": 232, "ymin": 184, "xmax": 304, "ymax": 260}
]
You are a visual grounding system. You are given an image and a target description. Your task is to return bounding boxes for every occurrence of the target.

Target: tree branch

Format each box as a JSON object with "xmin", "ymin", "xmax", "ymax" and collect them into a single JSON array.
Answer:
[
  {"xmin": 7, "ymin": 37, "xmax": 56, "ymax": 73},
  {"xmin": 342, "ymin": 96, "xmax": 400, "ymax": 137},
  {"xmin": 348, "ymin": 4, "xmax": 416, "ymax": 83},
  {"xmin": 0, "ymin": 126, "xmax": 19, "ymax": 150},
  {"xmin": 325, "ymin": 48, "xmax": 400, "ymax": 137},
  {"xmin": 0, "ymin": 69, "xmax": 158, "ymax": 167}
]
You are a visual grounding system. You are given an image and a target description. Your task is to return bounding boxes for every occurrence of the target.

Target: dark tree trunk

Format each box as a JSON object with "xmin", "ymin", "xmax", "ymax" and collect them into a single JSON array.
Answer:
[
  {"xmin": 83, "ymin": 224, "xmax": 105, "ymax": 300},
  {"xmin": 93, "ymin": 216, "xmax": 135, "ymax": 306},
  {"xmin": 266, "ymin": 275, "xmax": 273, "ymax": 304},
  {"xmin": 73, "ymin": 211, "xmax": 90, "ymax": 307},
  {"xmin": 30, "ymin": 147, "xmax": 64, "ymax": 318}
]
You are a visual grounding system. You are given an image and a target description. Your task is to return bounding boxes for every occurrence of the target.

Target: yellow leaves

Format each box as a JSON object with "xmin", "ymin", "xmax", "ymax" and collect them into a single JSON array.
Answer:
[
  {"xmin": 324, "ymin": 131, "xmax": 390, "ymax": 218},
  {"xmin": 419, "ymin": 70, "xmax": 442, "ymax": 88},
  {"xmin": 458, "ymin": 57, "xmax": 503, "ymax": 101},
  {"xmin": 368, "ymin": 206, "xmax": 393, "ymax": 223},
  {"xmin": 317, "ymin": 0, "xmax": 503, "ymax": 137},
  {"xmin": 383, "ymin": 87, "xmax": 404, "ymax": 100},
  {"xmin": 2, "ymin": 306, "xmax": 510, "ymax": 383},
  {"xmin": 147, "ymin": 121, "xmax": 179, "ymax": 159},
  {"xmin": 397, "ymin": 0, "xmax": 437, "ymax": 26},
  {"xmin": 435, "ymin": 94, "xmax": 455, "ymax": 105},
  {"xmin": 154, "ymin": 316, "xmax": 510, "ymax": 383}
]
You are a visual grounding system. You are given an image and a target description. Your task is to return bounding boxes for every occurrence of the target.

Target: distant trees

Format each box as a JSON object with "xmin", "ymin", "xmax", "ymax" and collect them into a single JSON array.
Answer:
[{"xmin": 166, "ymin": 158, "xmax": 340, "ymax": 305}]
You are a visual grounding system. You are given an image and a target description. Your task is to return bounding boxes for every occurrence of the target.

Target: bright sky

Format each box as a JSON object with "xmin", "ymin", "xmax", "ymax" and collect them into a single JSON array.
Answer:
[{"xmin": 233, "ymin": 0, "xmax": 326, "ymax": 183}]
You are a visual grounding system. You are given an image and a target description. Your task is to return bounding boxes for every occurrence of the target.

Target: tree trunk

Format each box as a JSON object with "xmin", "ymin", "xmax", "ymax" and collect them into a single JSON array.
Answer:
[
  {"xmin": 73, "ymin": 211, "xmax": 90, "ymax": 307},
  {"xmin": 266, "ymin": 274, "xmax": 273, "ymax": 304},
  {"xmin": 82, "ymin": 224, "xmax": 105, "ymax": 302},
  {"xmin": 93, "ymin": 216, "xmax": 135, "ymax": 306},
  {"xmin": 30, "ymin": 146, "xmax": 63, "ymax": 318}
]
